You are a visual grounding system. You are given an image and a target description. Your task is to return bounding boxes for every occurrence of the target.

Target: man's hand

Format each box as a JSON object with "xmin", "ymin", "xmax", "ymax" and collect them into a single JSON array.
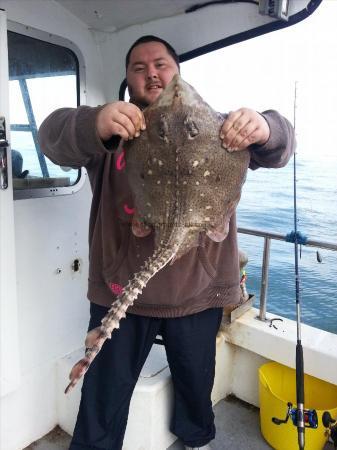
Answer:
[
  {"xmin": 96, "ymin": 101, "xmax": 146, "ymax": 141},
  {"xmin": 220, "ymin": 108, "xmax": 270, "ymax": 152}
]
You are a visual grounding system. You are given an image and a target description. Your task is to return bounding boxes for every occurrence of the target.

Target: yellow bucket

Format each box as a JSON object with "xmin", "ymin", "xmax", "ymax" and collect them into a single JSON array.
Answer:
[{"xmin": 259, "ymin": 362, "xmax": 337, "ymax": 450}]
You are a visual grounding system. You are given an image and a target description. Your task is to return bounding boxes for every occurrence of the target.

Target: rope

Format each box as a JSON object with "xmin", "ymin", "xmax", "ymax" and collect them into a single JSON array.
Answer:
[{"xmin": 285, "ymin": 231, "xmax": 308, "ymax": 245}]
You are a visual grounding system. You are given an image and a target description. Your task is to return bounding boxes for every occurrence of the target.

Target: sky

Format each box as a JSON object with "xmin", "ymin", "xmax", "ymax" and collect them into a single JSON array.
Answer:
[
  {"xmin": 9, "ymin": 76, "xmax": 77, "ymax": 127},
  {"xmin": 181, "ymin": 0, "xmax": 337, "ymax": 160}
]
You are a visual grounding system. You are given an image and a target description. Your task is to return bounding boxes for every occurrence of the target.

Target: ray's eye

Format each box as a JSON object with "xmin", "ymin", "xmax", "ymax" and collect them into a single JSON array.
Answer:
[
  {"xmin": 158, "ymin": 115, "xmax": 169, "ymax": 142},
  {"xmin": 184, "ymin": 116, "xmax": 199, "ymax": 139}
]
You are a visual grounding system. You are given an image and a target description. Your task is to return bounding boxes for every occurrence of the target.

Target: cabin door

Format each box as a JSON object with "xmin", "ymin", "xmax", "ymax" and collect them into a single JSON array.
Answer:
[{"xmin": 0, "ymin": 8, "xmax": 20, "ymax": 396}]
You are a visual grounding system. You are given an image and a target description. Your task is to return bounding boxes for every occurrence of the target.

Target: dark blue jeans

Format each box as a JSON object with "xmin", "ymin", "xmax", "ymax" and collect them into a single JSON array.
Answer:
[{"xmin": 69, "ymin": 303, "xmax": 223, "ymax": 450}]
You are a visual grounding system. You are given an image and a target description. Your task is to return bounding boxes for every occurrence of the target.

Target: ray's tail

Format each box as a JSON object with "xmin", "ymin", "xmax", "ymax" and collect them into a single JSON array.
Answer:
[{"xmin": 65, "ymin": 238, "xmax": 181, "ymax": 394}]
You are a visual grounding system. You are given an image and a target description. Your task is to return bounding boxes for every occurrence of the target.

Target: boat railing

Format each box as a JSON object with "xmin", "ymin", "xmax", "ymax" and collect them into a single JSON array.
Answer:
[{"xmin": 237, "ymin": 227, "xmax": 337, "ymax": 321}]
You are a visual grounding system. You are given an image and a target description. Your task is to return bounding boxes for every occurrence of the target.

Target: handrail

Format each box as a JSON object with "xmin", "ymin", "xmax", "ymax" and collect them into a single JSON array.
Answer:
[
  {"xmin": 237, "ymin": 227, "xmax": 337, "ymax": 321},
  {"xmin": 238, "ymin": 227, "xmax": 337, "ymax": 251}
]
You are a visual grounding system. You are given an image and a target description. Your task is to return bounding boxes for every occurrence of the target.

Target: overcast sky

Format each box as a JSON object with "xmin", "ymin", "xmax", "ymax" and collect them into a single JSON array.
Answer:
[{"xmin": 181, "ymin": 0, "xmax": 337, "ymax": 160}]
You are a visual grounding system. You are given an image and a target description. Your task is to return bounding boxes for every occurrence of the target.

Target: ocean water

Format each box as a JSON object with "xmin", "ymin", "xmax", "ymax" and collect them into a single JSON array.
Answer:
[{"xmin": 237, "ymin": 155, "xmax": 337, "ymax": 334}]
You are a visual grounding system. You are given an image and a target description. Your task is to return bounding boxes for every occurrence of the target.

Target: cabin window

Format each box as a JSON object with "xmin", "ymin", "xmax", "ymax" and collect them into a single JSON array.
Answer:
[{"xmin": 8, "ymin": 31, "xmax": 80, "ymax": 197}]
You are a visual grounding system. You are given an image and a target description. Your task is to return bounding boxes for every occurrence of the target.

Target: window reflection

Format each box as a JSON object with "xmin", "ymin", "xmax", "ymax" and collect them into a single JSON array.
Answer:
[{"xmin": 8, "ymin": 31, "xmax": 79, "ymax": 191}]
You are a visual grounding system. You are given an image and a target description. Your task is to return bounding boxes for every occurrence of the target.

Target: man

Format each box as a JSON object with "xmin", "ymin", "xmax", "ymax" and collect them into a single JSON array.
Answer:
[{"xmin": 38, "ymin": 35, "xmax": 295, "ymax": 450}]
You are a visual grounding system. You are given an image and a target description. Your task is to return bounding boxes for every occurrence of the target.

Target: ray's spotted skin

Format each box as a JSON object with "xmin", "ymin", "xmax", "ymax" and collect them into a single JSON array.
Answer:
[{"xmin": 65, "ymin": 75, "xmax": 250, "ymax": 393}]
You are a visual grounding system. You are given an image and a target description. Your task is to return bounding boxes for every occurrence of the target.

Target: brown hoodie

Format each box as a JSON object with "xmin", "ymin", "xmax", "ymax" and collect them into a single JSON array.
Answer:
[{"xmin": 38, "ymin": 106, "xmax": 294, "ymax": 317}]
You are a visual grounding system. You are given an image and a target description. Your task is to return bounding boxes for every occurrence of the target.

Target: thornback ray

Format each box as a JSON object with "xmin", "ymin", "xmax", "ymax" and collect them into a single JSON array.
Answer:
[{"xmin": 65, "ymin": 74, "xmax": 250, "ymax": 393}]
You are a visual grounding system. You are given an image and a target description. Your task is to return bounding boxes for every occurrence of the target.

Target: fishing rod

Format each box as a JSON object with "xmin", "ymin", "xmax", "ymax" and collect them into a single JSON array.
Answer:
[
  {"xmin": 292, "ymin": 81, "xmax": 309, "ymax": 449},
  {"xmin": 292, "ymin": 80, "xmax": 306, "ymax": 450},
  {"xmin": 271, "ymin": 83, "xmax": 337, "ymax": 449},
  {"xmin": 271, "ymin": 81, "xmax": 318, "ymax": 449}
]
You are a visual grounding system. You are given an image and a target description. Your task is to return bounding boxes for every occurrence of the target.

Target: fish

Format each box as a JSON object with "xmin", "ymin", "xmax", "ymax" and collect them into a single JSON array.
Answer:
[{"xmin": 65, "ymin": 74, "xmax": 250, "ymax": 393}]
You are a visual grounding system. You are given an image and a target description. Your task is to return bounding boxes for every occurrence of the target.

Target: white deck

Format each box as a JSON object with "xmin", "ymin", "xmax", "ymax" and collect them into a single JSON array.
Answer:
[{"xmin": 24, "ymin": 397, "xmax": 334, "ymax": 450}]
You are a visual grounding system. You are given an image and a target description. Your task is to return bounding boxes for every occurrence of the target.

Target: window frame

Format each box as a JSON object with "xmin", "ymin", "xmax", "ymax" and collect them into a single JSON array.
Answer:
[{"xmin": 7, "ymin": 20, "xmax": 87, "ymax": 200}]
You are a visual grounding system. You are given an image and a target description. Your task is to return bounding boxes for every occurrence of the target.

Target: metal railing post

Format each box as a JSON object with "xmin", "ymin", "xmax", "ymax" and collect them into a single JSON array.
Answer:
[
  {"xmin": 259, "ymin": 237, "xmax": 271, "ymax": 321},
  {"xmin": 238, "ymin": 227, "xmax": 336, "ymax": 321}
]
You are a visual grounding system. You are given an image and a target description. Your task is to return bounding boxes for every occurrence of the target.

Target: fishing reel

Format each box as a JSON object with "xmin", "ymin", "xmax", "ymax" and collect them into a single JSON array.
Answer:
[
  {"xmin": 272, "ymin": 402, "xmax": 318, "ymax": 429},
  {"xmin": 322, "ymin": 411, "xmax": 337, "ymax": 449}
]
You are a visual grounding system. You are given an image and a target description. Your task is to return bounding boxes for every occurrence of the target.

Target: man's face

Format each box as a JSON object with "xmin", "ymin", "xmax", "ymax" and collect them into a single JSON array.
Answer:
[{"xmin": 126, "ymin": 41, "xmax": 179, "ymax": 107}]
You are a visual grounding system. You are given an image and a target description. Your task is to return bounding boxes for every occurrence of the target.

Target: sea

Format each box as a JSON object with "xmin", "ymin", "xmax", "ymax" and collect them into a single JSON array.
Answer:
[{"xmin": 237, "ymin": 155, "xmax": 337, "ymax": 334}]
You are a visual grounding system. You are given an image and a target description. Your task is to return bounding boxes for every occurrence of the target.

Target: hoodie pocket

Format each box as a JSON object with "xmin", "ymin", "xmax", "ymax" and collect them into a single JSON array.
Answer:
[
  {"xmin": 197, "ymin": 245, "xmax": 216, "ymax": 279},
  {"xmin": 102, "ymin": 226, "xmax": 130, "ymax": 283},
  {"xmin": 102, "ymin": 229, "xmax": 156, "ymax": 293}
]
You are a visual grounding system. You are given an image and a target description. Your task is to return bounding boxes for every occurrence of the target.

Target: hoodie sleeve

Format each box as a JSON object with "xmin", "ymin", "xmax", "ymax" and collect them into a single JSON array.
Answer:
[
  {"xmin": 38, "ymin": 105, "xmax": 120, "ymax": 169},
  {"xmin": 249, "ymin": 110, "xmax": 296, "ymax": 170}
]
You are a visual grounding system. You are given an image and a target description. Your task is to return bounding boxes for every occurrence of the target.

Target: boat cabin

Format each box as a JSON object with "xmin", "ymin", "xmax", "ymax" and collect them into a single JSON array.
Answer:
[{"xmin": 1, "ymin": 1, "xmax": 336, "ymax": 449}]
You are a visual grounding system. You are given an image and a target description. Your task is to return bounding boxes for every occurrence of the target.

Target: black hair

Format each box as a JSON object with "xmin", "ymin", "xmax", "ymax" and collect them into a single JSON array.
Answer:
[{"xmin": 125, "ymin": 35, "xmax": 180, "ymax": 70}]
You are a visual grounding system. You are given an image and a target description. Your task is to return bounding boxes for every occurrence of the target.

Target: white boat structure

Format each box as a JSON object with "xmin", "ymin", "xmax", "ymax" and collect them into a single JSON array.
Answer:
[{"xmin": 1, "ymin": 1, "xmax": 336, "ymax": 449}]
